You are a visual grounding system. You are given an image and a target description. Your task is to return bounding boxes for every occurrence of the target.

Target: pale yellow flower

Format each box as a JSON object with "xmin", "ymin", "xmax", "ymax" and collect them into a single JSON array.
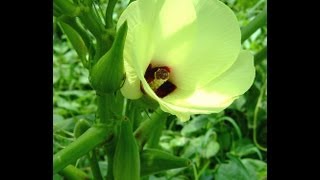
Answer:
[{"xmin": 118, "ymin": 0, "xmax": 255, "ymax": 121}]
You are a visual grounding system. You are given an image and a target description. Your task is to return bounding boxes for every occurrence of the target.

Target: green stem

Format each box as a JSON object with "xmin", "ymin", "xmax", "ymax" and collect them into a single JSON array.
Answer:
[
  {"xmin": 105, "ymin": 0, "xmax": 118, "ymax": 28},
  {"xmin": 241, "ymin": 6, "xmax": 267, "ymax": 43},
  {"xmin": 79, "ymin": 7, "xmax": 105, "ymax": 40},
  {"xmin": 216, "ymin": 117, "xmax": 242, "ymax": 140},
  {"xmin": 198, "ymin": 160, "xmax": 210, "ymax": 178},
  {"xmin": 54, "ymin": 0, "xmax": 81, "ymax": 17},
  {"xmin": 254, "ymin": 46, "xmax": 267, "ymax": 65},
  {"xmin": 88, "ymin": 151, "xmax": 103, "ymax": 180},
  {"xmin": 134, "ymin": 108, "xmax": 169, "ymax": 150},
  {"xmin": 253, "ymin": 80, "xmax": 267, "ymax": 152},
  {"xmin": 73, "ymin": 119, "xmax": 103, "ymax": 179},
  {"xmin": 106, "ymin": 154, "xmax": 115, "ymax": 180},
  {"xmin": 58, "ymin": 165, "xmax": 90, "ymax": 180},
  {"xmin": 146, "ymin": 114, "xmax": 167, "ymax": 149},
  {"xmin": 105, "ymin": 133, "xmax": 117, "ymax": 180},
  {"xmin": 97, "ymin": 94, "xmax": 112, "ymax": 124},
  {"xmin": 53, "ymin": 124, "xmax": 113, "ymax": 174},
  {"xmin": 192, "ymin": 163, "xmax": 199, "ymax": 180},
  {"xmin": 53, "ymin": 3, "xmax": 62, "ymax": 17}
]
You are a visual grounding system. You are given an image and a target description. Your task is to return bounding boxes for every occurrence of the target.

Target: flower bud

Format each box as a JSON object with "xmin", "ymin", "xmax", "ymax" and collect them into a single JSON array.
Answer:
[
  {"xmin": 90, "ymin": 22, "xmax": 128, "ymax": 94},
  {"xmin": 113, "ymin": 118, "xmax": 140, "ymax": 180}
]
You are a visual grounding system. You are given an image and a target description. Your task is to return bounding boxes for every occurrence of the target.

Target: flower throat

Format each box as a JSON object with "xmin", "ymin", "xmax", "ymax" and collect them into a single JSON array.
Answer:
[{"xmin": 142, "ymin": 64, "xmax": 176, "ymax": 98}]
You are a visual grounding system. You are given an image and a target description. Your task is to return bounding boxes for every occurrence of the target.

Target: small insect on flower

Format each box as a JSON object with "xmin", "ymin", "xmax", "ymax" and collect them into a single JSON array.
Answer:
[{"xmin": 118, "ymin": 0, "xmax": 255, "ymax": 121}]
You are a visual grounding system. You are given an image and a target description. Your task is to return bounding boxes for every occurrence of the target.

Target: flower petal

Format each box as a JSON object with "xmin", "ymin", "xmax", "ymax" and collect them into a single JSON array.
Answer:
[
  {"xmin": 161, "ymin": 50, "xmax": 255, "ymax": 121},
  {"xmin": 153, "ymin": 0, "xmax": 242, "ymax": 91},
  {"xmin": 118, "ymin": 0, "xmax": 197, "ymax": 98},
  {"xmin": 120, "ymin": 60, "xmax": 143, "ymax": 99},
  {"xmin": 118, "ymin": 0, "xmax": 162, "ymax": 98}
]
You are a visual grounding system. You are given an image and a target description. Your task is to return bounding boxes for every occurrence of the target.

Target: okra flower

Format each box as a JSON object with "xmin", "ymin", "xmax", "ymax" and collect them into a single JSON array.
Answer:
[{"xmin": 118, "ymin": 0, "xmax": 255, "ymax": 121}]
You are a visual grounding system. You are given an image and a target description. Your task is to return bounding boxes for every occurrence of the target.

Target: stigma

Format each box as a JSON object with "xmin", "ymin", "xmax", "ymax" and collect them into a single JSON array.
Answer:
[
  {"xmin": 149, "ymin": 68, "xmax": 170, "ymax": 91},
  {"xmin": 143, "ymin": 64, "xmax": 176, "ymax": 98}
]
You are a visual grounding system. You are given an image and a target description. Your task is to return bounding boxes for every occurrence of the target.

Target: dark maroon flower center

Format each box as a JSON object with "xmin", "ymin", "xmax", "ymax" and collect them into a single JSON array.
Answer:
[{"xmin": 142, "ymin": 64, "xmax": 176, "ymax": 98}]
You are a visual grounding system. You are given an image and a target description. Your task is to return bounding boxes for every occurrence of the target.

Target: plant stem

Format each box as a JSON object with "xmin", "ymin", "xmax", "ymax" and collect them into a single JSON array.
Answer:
[
  {"xmin": 106, "ymin": 153, "xmax": 115, "ymax": 180},
  {"xmin": 253, "ymin": 80, "xmax": 267, "ymax": 151},
  {"xmin": 134, "ymin": 108, "xmax": 169, "ymax": 150},
  {"xmin": 73, "ymin": 119, "xmax": 104, "ymax": 179},
  {"xmin": 105, "ymin": 0, "xmax": 118, "ymax": 28},
  {"xmin": 241, "ymin": 6, "xmax": 267, "ymax": 43},
  {"xmin": 79, "ymin": 7, "xmax": 105, "ymax": 40},
  {"xmin": 192, "ymin": 163, "xmax": 199, "ymax": 180},
  {"xmin": 254, "ymin": 46, "xmax": 267, "ymax": 65},
  {"xmin": 97, "ymin": 94, "xmax": 112, "ymax": 124},
  {"xmin": 197, "ymin": 160, "xmax": 210, "ymax": 178},
  {"xmin": 53, "ymin": 124, "xmax": 113, "ymax": 174},
  {"xmin": 58, "ymin": 165, "xmax": 90, "ymax": 180},
  {"xmin": 54, "ymin": 0, "xmax": 81, "ymax": 17},
  {"xmin": 88, "ymin": 151, "xmax": 103, "ymax": 180},
  {"xmin": 216, "ymin": 117, "xmax": 242, "ymax": 140},
  {"xmin": 146, "ymin": 114, "xmax": 167, "ymax": 149}
]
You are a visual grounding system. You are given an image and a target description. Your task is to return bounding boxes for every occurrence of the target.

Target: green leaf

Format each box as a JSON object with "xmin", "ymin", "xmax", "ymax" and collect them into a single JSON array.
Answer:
[
  {"xmin": 231, "ymin": 139, "xmax": 262, "ymax": 160},
  {"xmin": 181, "ymin": 115, "xmax": 210, "ymax": 136},
  {"xmin": 241, "ymin": 158, "xmax": 267, "ymax": 180},
  {"xmin": 215, "ymin": 156, "xmax": 250, "ymax": 180},
  {"xmin": 201, "ymin": 140, "xmax": 220, "ymax": 159},
  {"xmin": 58, "ymin": 21, "xmax": 88, "ymax": 67},
  {"xmin": 182, "ymin": 136, "xmax": 203, "ymax": 158},
  {"xmin": 140, "ymin": 148, "xmax": 191, "ymax": 177}
]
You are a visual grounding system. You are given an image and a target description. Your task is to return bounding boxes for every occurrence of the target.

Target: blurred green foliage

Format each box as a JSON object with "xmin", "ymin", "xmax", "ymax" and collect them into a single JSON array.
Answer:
[{"xmin": 53, "ymin": 0, "xmax": 267, "ymax": 179}]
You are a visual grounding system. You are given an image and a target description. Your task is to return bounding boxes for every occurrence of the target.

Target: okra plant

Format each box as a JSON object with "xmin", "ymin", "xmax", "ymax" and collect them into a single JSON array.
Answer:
[{"xmin": 53, "ymin": 0, "xmax": 267, "ymax": 179}]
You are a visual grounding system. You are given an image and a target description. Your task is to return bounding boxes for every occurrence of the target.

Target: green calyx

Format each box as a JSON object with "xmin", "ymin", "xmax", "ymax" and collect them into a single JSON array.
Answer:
[{"xmin": 90, "ymin": 22, "xmax": 128, "ymax": 94}]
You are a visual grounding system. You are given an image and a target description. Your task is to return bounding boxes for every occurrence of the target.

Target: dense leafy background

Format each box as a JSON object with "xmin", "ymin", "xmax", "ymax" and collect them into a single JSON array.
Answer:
[{"xmin": 53, "ymin": 0, "xmax": 267, "ymax": 179}]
